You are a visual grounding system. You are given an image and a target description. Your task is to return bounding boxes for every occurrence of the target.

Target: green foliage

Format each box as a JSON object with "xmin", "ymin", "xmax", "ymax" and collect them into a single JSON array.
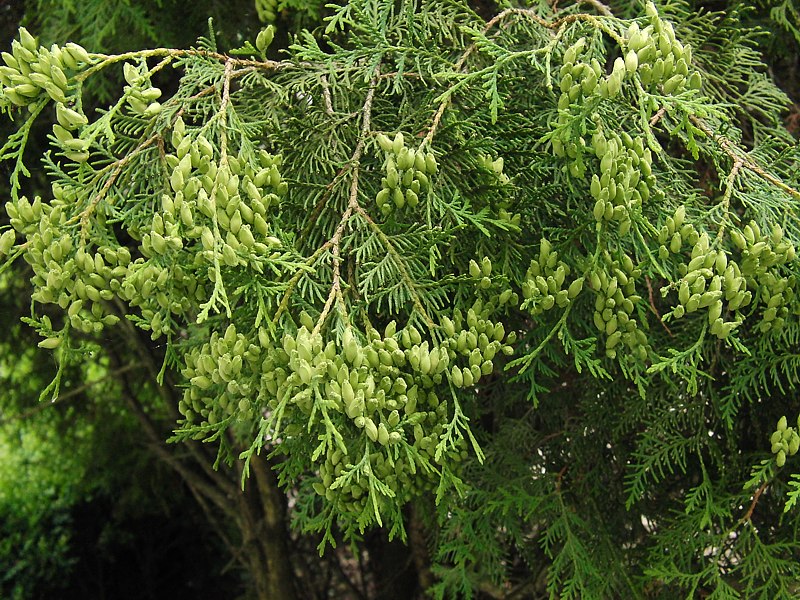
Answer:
[{"xmin": 3, "ymin": 0, "xmax": 800, "ymax": 596}]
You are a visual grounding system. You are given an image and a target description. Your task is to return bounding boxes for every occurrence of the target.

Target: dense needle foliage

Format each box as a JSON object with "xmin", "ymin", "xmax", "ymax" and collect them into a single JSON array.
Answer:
[{"xmin": 2, "ymin": 0, "xmax": 800, "ymax": 597}]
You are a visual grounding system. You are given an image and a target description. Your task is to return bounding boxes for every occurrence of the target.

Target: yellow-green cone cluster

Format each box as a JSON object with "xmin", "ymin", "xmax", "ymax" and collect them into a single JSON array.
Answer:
[
  {"xmin": 628, "ymin": 3, "xmax": 702, "ymax": 96},
  {"xmin": 375, "ymin": 132, "xmax": 436, "ymax": 215},
  {"xmin": 589, "ymin": 252, "xmax": 648, "ymax": 360},
  {"xmin": 521, "ymin": 239, "xmax": 583, "ymax": 316},
  {"xmin": 661, "ymin": 215, "xmax": 745, "ymax": 339},
  {"xmin": 181, "ymin": 324, "xmax": 263, "ymax": 426},
  {"xmin": 255, "ymin": 0, "xmax": 279, "ymax": 23},
  {"xmin": 0, "ymin": 27, "xmax": 91, "ymax": 108},
  {"xmin": 661, "ymin": 212, "xmax": 797, "ymax": 338},
  {"xmin": 147, "ymin": 117, "xmax": 285, "ymax": 265},
  {"xmin": 443, "ymin": 301, "xmax": 514, "ymax": 389},
  {"xmin": 179, "ymin": 304, "xmax": 513, "ymax": 519},
  {"xmin": 588, "ymin": 127, "xmax": 652, "ymax": 236},
  {"xmin": 6, "ymin": 193, "xmax": 121, "ymax": 336},
  {"xmin": 732, "ymin": 222, "xmax": 797, "ymax": 333},
  {"xmin": 0, "ymin": 28, "xmax": 94, "ymax": 162},
  {"xmin": 551, "ymin": 1, "xmax": 704, "ymax": 236},
  {"xmin": 771, "ymin": 415, "xmax": 800, "ymax": 468},
  {"xmin": 122, "ymin": 62, "xmax": 163, "ymax": 117},
  {"xmin": 5, "ymin": 118, "xmax": 290, "ymax": 344}
]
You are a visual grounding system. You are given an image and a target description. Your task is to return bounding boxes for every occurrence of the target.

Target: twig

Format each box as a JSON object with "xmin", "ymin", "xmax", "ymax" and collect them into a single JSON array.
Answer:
[
  {"xmin": 113, "ymin": 311, "xmax": 239, "ymax": 499},
  {"xmin": 320, "ymin": 74, "xmax": 334, "ymax": 116},
  {"xmin": 555, "ymin": 464, "xmax": 568, "ymax": 492},
  {"xmin": 690, "ymin": 116, "xmax": 800, "ymax": 201},
  {"xmin": 112, "ymin": 351, "xmax": 235, "ymax": 516},
  {"xmin": 74, "ymin": 132, "xmax": 160, "ymax": 240},
  {"xmin": 314, "ymin": 212, "xmax": 350, "ymax": 335},
  {"xmin": 739, "ymin": 479, "xmax": 768, "ymax": 524},
  {"xmin": 649, "ymin": 106, "xmax": 667, "ymax": 126},
  {"xmin": 313, "ymin": 66, "xmax": 381, "ymax": 334},
  {"xmin": 715, "ymin": 156, "xmax": 743, "ymax": 243},
  {"xmin": 578, "ymin": 0, "xmax": 613, "ymax": 17},
  {"xmin": 421, "ymin": 9, "xmax": 514, "ymax": 148},
  {"xmin": 78, "ymin": 48, "xmax": 283, "ymax": 83},
  {"xmin": 219, "ymin": 59, "xmax": 234, "ymax": 159}
]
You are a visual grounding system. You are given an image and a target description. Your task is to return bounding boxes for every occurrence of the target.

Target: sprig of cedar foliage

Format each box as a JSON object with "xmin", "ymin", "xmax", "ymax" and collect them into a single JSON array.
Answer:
[{"xmin": 2, "ymin": 0, "xmax": 800, "ymax": 596}]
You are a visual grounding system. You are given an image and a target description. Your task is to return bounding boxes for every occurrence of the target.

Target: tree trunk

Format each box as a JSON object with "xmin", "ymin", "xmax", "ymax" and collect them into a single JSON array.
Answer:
[
  {"xmin": 250, "ymin": 453, "xmax": 298, "ymax": 600},
  {"xmin": 109, "ymin": 328, "xmax": 297, "ymax": 600},
  {"xmin": 408, "ymin": 503, "xmax": 434, "ymax": 594}
]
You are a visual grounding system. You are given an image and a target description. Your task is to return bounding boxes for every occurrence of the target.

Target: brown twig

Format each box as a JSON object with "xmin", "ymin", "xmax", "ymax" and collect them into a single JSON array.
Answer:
[
  {"xmin": 113, "ymin": 311, "xmax": 239, "ymax": 499},
  {"xmin": 320, "ymin": 74, "xmax": 334, "ymax": 116},
  {"xmin": 715, "ymin": 156, "xmax": 744, "ymax": 243},
  {"xmin": 313, "ymin": 66, "xmax": 381, "ymax": 333},
  {"xmin": 313, "ymin": 210, "xmax": 350, "ymax": 335},
  {"xmin": 740, "ymin": 479, "xmax": 768, "ymax": 524},
  {"xmin": 555, "ymin": 464, "xmax": 568, "ymax": 492},
  {"xmin": 578, "ymin": 0, "xmax": 613, "ymax": 17},
  {"xmin": 219, "ymin": 59, "xmax": 234, "ymax": 159},
  {"xmin": 649, "ymin": 106, "xmax": 667, "ymax": 126},
  {"xmin": 690, "ymin": 115, "xmax": 800, "ymax": 201},
  {"xmin": 78, "ymin": 48, "xmax": 283, "ymax": 83},
  {"xmin": 74, "ymin": 131, "xmax": 160, "ymax": 240}
]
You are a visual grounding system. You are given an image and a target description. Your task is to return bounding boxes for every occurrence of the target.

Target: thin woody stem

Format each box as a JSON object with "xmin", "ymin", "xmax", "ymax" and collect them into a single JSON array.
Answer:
[
  {"xmin": 715, "ymin": 156, "xmax": 744, "ymax": 242},
  {"xmin": 314, "ymin": 65, "xmax": 381, "ymax": 334},
  {"xmin": 76, "ymin": 132, "xmax": 160, "ymax": 240},
  {"xmin": 691, "ymin": 116, "xmax": 800, "ymax": 201},
  {"xmin": 219, "ymin": 59, "xmax": 234, "ymax": 159},
  {"xmin": 78, "ymin": 48, "xmax": 283, "ymax": 83}
]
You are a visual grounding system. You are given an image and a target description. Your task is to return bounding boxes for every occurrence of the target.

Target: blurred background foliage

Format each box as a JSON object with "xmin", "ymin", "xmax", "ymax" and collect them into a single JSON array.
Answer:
[{"xmin": 0, "ymin": 0, "xmax": 796, "ymax": 598}]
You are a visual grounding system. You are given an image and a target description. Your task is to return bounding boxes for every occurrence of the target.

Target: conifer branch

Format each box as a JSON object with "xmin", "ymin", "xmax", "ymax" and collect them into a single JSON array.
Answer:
[
  {"xmin": 715, "ymin": 156, "xmax": 743, "ymax": 242},
  {"xmin": 354, "ymin": 204, "xmax": 435, "ymax": 328},
  {"xmin": 219, "ymin": 59, "xmax": 234, "ymax": 159},
  {"xmin": 422, "ymin": 7, "xmax": 622, "ymax": 148},
  {"xmin": 314, "ymin": 65, "xmax": 381, "ymax": 333},
  {"xmin": 4, "ymin": 3, "xmax": 800, "ymax": 595},
  {"xmin": 78, "ymin": 48, "xmax": 284, "ymax": 83},
  {"xmin": 76, "ymin": 131, "xmax": 161, "ymax": 240},
  {"xmin": 691, "ymin": 116, "xmax": 800, "ymax": 200}
]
